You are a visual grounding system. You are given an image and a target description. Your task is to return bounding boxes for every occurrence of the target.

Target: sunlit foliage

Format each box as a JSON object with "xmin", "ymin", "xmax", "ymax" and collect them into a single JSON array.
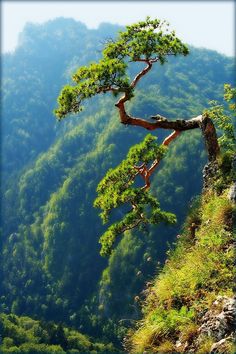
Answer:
[
  {"xmin": 1, "ymin": 17, "xmax": 235, "ymax": 350},
  {"xmin": 206, "ymin": 84, "xmax": 236, "ymax": 152},
  {"xmin": 55, "ymin": 17, "xmax": 188, "ymax": 119},
  {"xmin": 94, "ymin": 135, "xmax": 176, "ymax": 256}
]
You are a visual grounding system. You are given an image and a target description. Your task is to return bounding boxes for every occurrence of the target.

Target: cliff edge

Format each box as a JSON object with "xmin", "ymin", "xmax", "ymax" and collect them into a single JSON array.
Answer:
[{"xmin": 128, "ymin": 156, "xmax": 235, "ymax": 353}]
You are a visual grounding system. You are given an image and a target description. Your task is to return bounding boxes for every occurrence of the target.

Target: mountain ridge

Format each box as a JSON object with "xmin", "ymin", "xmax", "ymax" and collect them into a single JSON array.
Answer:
[{"xmin": 1, "ymin": 17, "xmax": 235, "ymax": 352}]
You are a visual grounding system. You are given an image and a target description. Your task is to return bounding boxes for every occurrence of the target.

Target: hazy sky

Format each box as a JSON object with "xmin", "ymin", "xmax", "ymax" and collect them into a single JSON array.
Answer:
[{"xmin": 2, "ymin": 1, "xmax": 235, "ymax": 57}]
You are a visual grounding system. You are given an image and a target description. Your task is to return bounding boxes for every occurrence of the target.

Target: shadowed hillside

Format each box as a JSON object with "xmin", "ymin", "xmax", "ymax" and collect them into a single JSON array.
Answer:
[{"xmin": 1, "ymin": 18, "xmax": 235, "ymax": 351}]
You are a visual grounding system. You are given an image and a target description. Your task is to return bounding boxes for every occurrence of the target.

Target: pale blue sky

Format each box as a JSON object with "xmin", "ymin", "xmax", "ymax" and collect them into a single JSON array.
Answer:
[{"xmin": 2, "ymin": 1, "xmax": 235, "ymax": 57}]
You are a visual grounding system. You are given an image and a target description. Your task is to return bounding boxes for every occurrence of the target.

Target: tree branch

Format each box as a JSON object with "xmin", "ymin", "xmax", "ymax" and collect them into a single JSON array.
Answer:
[
  {"xmin": 134, "ymin": 164, "xmax": 151, "ymax": 190},
  {"xmin": 162, "ymin": 130, "xmax": 181, "ymax": 146},
  {"xmin": 110, "ymin": 49, "xmax": 220, "ymax": 191},
  {"xmin": 119, "ymin": 216, "xmax": 144, "ymax": 234},
  {"xmin": 122, "ymin": 115, "xmax": 201, "ymax": 130},
  {"xmin": 127, "ymin": 114, "xmax": 219, "ymax": 190},
  {"xmin": 97, "ymin": 86, "xmax": 120, "ymax": 94},
  {"xmin": 131, "ymin": 61, "xmax": 152, "ymax": 88},
  {"xmin": 143, "ymin": 130, "xmax": 181, "ymax": 188},
  {"xmin": 115, "ymin": 100, "xmax": 219, "ymax": 161},
  {"xmin": 135, "ymin": 131, "xmax": 181, "ymax": 190}
]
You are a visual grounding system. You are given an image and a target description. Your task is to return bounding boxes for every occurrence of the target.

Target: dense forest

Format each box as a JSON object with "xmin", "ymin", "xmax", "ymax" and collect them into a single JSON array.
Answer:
[{"xmin": 1, "ymin": 18, "xmax": 235, "ymax": 352}]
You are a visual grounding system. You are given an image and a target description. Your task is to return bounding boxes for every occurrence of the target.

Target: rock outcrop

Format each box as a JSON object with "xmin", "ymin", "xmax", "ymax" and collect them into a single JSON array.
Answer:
[
  {"xmin": 202, "ymin": 160, "xmax": 219, "ymax": 190},
  {"xmin": 198, "ymin": 296, "xmax": 235, "ymax": 340},
  {"xmin": 228, "ymin": 183, "xmax": 236, "ymax": 203},
  {"xmin": 183, "ymin": 296, "xmax": 236, "ymax": 353}
]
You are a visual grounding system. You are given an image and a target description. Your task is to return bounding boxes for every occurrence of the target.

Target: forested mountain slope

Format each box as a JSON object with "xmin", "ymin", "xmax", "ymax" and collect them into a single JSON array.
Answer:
[
  {"xmin": 0, "ymin": 313, "xmax": 115, "ymax": 353},
  {"xmin": 1, "ymin": 18, "xmax": 235, "ymax": 351}
]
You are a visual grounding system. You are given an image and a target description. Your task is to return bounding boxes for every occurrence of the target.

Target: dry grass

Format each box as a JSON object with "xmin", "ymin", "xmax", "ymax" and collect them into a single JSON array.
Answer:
[{"xmin": 129, "ymin": 188, "xmax": 235, "ymax": 353}]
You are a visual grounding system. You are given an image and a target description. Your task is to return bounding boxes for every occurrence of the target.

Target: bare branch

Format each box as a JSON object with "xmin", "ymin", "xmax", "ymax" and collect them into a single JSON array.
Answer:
[
  {"xmin": 148, "ymin": 159, "xmax": 161, "ymax": 176},
  {"xmin": 96, "ymin": 86, "xmax": 120, "ymax": 94},
  {"xmin": 133, "ymin": 58, "xmax": 150, "ymax": 63},
  {"xmin": 131, "ymin": 61, "xmax": 152, "ymax": 89},
  {"xmin": 163, "ymin": 130, "xmax": 181, "ymax": 146},
  {"xmin": 129, "ymin": 114, "xmax": 219, "ymax": 190},
  {"xmin": 146, "ymin": 130, "xmax": 181, "ymax": 184},
  {"xmin": 134, "ymin": 131, "xmax": 181, "ymax": 189},
  {"xmin": 121, "ymin": 115, "xmax": 201, "ymax": 130}
]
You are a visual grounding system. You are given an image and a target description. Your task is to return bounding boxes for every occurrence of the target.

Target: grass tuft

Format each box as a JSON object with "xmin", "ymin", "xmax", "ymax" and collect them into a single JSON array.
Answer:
[{"xmin": 129, "ymin": 187, "xmax": 235, "ymax": 353}]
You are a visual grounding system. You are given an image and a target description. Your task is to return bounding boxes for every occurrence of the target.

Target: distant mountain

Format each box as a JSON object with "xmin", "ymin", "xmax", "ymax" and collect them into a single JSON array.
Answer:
[{"xmin": 1, "ymin": 17, "xmax": 235, "ymax": 349}]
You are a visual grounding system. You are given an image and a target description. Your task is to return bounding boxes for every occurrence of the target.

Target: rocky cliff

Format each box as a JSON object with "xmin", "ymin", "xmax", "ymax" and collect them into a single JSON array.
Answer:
[{"xmin": 129, "ymin": 156, "xmax": 235, "ymax": 353}]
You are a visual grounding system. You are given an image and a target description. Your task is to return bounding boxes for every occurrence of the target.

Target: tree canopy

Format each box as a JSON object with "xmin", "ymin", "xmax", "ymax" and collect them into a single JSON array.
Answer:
[{"xmin": 55, "ymin": 17, "xmax": 188, "ymax": 119}]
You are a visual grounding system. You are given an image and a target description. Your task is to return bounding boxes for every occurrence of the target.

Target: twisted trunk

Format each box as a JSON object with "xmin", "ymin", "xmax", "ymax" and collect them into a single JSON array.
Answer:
[
  {"xmin": 115, "ymin": 98, "xmax": 220, "ymax": 162},
  {"xmin": 115, "ymin": 95, "xmax": 220, "ymax": 190},
  {"xmin": 113, "ymin": 60, "xmax": 220, "ymax": 189}
]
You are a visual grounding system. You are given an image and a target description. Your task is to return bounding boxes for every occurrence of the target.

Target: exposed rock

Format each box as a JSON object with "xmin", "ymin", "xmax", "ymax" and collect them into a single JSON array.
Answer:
[
  {"xmin": 228, "ymin": 182, "xmax": 236, "ymax": 203},
  {"xmin": 231, "ymin": 154, "xmax": 236, "ymax": 173},
  {"xmin": 210, "ymin": 335, "xmax": 234, "ymax": 353},
  {"xmin": 227, "ymin": 154, "xmax": 236, "ymax": 202},
  {"xmin": 198, "ymin": 296, "xmax": 236, "ymax": 342},
  {"xmin": 176, "ymin": 340, "xmax": 182, "ymax": 348},
  {"xmin": 179, "ymin": 296, "xmax": 236, "ymax": 353},
  {"xmin": 202, "ymin": 161, "xmax": 219, "ymax": 190},
  {"xmin": 175, "ymin": 339, "xmax": 189, "ymax": 351}
]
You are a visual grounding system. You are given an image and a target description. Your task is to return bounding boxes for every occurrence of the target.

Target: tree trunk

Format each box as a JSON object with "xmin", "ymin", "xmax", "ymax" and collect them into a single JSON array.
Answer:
[
  {"xmin": 198, "ymin": 114, "xmax": 220, "ymax": 161},
  {"xmin": 115, "ymin": 97, "xmax": 220, "ymax": 162}
]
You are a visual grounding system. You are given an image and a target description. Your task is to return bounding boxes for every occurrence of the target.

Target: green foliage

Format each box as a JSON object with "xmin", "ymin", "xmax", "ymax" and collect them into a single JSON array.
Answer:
[
  {"xmin": 94, "ymin": 135, "xmax": 176, "ymax": 256},
  {"xmin": 2, "ymin": 16, "xmax": 235, "ymax": 351},
  {"xmin": 130, "ymin": 188, "xmax": 235, "ymax": 353},
  {"xmin": 0, "ymin": 314, "xmax": 115, "ymax": 353},
  {"xmin": 131, "ymin": 306, "xmax": 195, "ymax": 352},
  {"xmin": 224, "ymin": 83, "xmax": 236, "ymax": 111},
  {"xmin": 203, "ymin": 85, "xmax": 236, "ymax": 193},
  {"xmin": 149, "ymin": 306, "xmax": 195, "ymax": 334},
  {"xmin": 205, "ymin": 84, "xmax": 236, "ymax": 152},
  {"xmin": 213, "ymin": 150, "xmax": 236, "ymax": 193},
  {"xmin": 54, "ymin": 17, "xmax": 189, "ymax": 119},
  {"xmin": 103, "ymin": 18, "xmax": 189, "ymax": 61}
]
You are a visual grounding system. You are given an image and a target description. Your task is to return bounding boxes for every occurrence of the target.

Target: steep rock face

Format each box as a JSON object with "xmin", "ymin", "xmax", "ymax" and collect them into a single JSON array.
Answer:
[
  {"xmin": 184, "ymin": 296, "xmax": 236, "ymax": 353},
  {"xmin": 226, "ymin": 154, "xmax": 236, "ymax": 203},
  {"xmin": 228, "ymin": 183, "xmax": 236, "ymax": 203},
  {"xmin": 129, "ymin": 184, "xmax": 235, "ymax": 353},
  {"xmin": 202, "ymin": 161, "xmax": 219, "ymax": 190},
  {"xmin": 176, "ymin": 160, "xmax": 236, "ymax": 353}
]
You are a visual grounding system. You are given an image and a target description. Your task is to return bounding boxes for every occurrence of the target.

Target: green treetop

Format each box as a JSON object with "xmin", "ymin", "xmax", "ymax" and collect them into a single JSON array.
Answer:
[{"xmin": 54, "ymin": 18, "xmax": 188, "ymax": 119}]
